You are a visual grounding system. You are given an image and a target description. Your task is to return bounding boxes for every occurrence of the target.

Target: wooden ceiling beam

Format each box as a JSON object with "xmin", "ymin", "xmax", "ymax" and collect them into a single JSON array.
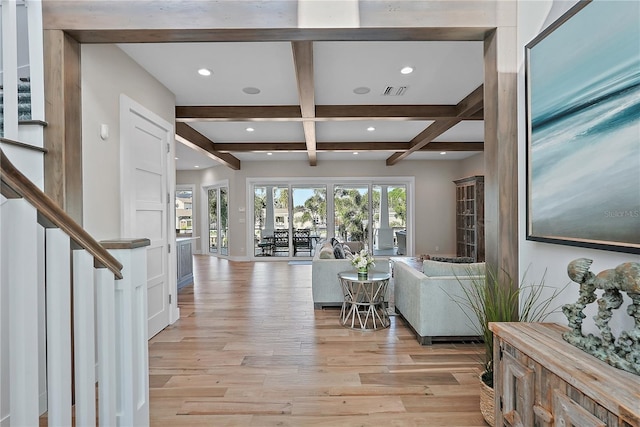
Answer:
[
  {"xmin": 175, "ymin": 122, "xmax": 241, "ymax": 170},
  {"xmin": 175, "ymin": 104, "xmax": 482, "ymax": 122},
  {"xmin": 386, "ymin": 84, "xmax": 484, "ymax": 165},
  {"xmin": 292, "ymin": 41, "xmax": 317, "ymax": 166},
  {"xmin": 456, "ymin": 85, "xmax": 485, "ymax": 117},
  {"xmin": 61, "ymin": 27, "xmax": 491, "ymax": 44},
  {"xmin": 214, "ymin": 143, "xmax": 309, "ymax": 152},
  {"xmin": 316, "ymin": 105, "xmax": 475, "ymax": 120},
  {"xmin": 176, "ymin": 106, "xmax": 302, "ymax": 122},
  {"xmin": 212, "ymin": 141, "xmax": 483, "ymax": 152},
  {"xmin": 421, "ymin": 142, "xmax": 484, "ymax": 151}
]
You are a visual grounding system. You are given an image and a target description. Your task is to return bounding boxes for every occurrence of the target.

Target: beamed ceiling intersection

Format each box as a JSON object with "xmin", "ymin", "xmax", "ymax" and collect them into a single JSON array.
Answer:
[{"xmin": 174, "ymin": 41, "xmax": 483, "ymax": 170}]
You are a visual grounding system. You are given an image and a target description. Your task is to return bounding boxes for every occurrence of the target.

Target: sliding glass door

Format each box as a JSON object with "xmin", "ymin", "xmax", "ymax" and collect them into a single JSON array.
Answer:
[
  {"xmin": 334, "ymin": 185, "xmax": 370, "ymax": 249},
  {"xmin": 372, "ymin": 185, "xmax": 407, "ymax": 255},
  {"xmin": 207, "ymin": 185, "xmax": 228, "ymax": 255},
  {"xmin": 292, "ymin": 186, "xmax": 327, "ymax": 255},
  {"xmin": 251, "ymin": 179, "xmax": 410, "ymax": 258},
  {"xmin": 254, "ymin": 185, "xmax": 291, "ymax": 256}
]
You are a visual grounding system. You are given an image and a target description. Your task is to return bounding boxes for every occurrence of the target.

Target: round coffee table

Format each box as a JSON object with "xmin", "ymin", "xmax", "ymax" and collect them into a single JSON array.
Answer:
[{"xmin": 338, "ymin": 271, "xmax": 391, "ymax": 330}]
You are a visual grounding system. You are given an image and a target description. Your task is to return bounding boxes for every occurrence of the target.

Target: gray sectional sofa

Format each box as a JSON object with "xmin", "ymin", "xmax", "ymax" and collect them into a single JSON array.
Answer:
[{"xmin": 393, "ymin": 259, "xmax": 485, "ymax": 345}]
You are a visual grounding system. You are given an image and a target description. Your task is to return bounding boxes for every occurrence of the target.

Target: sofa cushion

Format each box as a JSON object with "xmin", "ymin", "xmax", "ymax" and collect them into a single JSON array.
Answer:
[
  {"xmin": 422, "ymin": 260, "xmax": 485, "ymax": 277},
  {"xmin": 318, "ymin": 242, "xmax": 335, "ymax": 259}
]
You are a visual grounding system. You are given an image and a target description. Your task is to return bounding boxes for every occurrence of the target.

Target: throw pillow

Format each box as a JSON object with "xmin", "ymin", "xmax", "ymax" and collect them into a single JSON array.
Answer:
[
  {"xmin": 344, "ymin": 247, "xmax": 354, "ymax": 260},
  {"xmin": 333, "ymin": 243, "xmax": 345, "ymax": 259},
  {"xmin": 342, "ymin": 244, "xmax": 353, "ymax": 257}
]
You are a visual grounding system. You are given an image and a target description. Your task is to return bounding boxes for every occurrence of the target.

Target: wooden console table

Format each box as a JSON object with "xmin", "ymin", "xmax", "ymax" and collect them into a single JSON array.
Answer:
[{"xmin": 490, "ymin": 322, "xmax": 639, "ymax": 427}]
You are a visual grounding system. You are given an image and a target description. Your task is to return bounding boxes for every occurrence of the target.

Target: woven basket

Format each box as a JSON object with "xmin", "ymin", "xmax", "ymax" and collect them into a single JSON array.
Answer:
[{"xmin": 479, "ymin": 378, "xmax": 495, "ymax": 426}]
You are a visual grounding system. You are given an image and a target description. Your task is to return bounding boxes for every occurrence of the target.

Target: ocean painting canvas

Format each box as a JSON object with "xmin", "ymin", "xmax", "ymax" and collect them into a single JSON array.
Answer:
[{"xmin": 526, "ymin": 0, "xmax": 640, "ymax": 254}]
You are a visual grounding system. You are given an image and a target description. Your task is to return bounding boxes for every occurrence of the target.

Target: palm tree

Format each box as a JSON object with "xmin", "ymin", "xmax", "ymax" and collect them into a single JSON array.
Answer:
[
  {"xmin": 389, "ymin": 187, "xmax": 406, "ymax": 224},
  {"xmin": 334, "ymin": 188, "xmax": 368, "ymax": 242}
]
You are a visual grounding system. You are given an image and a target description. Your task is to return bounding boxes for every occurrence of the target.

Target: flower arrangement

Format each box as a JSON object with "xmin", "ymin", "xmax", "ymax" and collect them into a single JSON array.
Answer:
[{"xmin": 351, "ymin": 250, "xmax": 375, "ymax": 272}]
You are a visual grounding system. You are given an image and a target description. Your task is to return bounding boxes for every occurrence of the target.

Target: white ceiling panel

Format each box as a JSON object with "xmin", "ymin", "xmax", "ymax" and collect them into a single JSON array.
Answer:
[
  {"xmin": 313, "ymin": 41, "xmax": 484, "ymax": 105},
  {"xmin": 175, "ymin": 140, "xmax": 221, "ymax": 170},
  {"xmin": 434, "ymin": 121, "xmax": 485, "ymax": 142},
  {"xmin": 316, "ymin": 120, "xmax": 434, "ymax": 142},
  {"xmin": 119, "ymin": 42, "xmax": 299, "ymax": 105},
  {"xmin": 190, "ymin": 121, "xmax": 305, "ymax": 143}
]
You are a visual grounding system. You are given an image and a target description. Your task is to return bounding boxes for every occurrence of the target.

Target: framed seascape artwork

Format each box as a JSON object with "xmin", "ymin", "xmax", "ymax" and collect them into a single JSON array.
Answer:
[{"xmin": 526, "ymin": 0, "xmax": 640, "ymax": 255}]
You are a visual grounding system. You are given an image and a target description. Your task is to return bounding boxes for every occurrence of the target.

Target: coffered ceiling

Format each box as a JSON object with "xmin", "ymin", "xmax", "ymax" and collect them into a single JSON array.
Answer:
[{"xmin": 118, "ymin": 40, "xmax": 485, "ymax": 170}]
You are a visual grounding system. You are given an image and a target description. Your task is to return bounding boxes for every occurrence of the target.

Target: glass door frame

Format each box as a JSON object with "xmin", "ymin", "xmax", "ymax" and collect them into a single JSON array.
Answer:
[
  {"xmin": 201, "ymin": 180, "xmax": 229, "ymax": 257},
  {"xmin": 247, "ymin": 176, "xmax": 414, "ymax": 260},
  {"xmin": 175, "ymin": 184, "xmax": 196, "ymax": 237}
]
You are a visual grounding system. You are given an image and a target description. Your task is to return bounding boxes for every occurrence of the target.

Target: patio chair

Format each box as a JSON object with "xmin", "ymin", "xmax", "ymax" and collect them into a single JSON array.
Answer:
[
  {"xmin": 293, "ymin": 228, "xmax": 312, "ymax": 255},
  {"xmin": 273, "ymin": 229, "xmax": 289, "ymax": 254}
]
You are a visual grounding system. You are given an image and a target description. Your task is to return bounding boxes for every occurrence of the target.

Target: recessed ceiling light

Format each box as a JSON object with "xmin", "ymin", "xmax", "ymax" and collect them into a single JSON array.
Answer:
[
  {"xmin": 246, "ymin": 127, "xmax": 255, "ymax": 132},
  {"xmin": 198, "ymin": 68, "xmax": 212, "ymax": 76},
  {"xmin": 440, "ymin": 152, "xmax": 447, "ymax": 155},
  {"xmin": 175, "ymin": 157, "xmax": 179, "ymax": 160},
  {"xmin": 367, "ymin": 126, "xmax": 375, "ymax": 132},
  {"xmin": 267, "ymin": 152, "xmax": 273, "ymax": 156},
  {"xmin": 194, "ymin": 165, "xmax": 200, "ymax": 168},
  {"xmin": 400, "ymin": 66, "xmax": 414, "ymax": 75},
  {"xmin": 242, "ymin": 87, "xmax": 261, "ymax": 95},
  {"xmin": 353, "ymin": 87, "xmax": 371, "ymax": 95},
  {"xmin": 353, "ymin": 152, "xmax": 359, "ymax": 155}
]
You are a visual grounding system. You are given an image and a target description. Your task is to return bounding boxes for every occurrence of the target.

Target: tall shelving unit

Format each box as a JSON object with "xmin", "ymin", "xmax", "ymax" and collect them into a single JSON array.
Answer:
[{"xmin": 454, "ymin": 176, "xmax": 484, "ymax": 262}]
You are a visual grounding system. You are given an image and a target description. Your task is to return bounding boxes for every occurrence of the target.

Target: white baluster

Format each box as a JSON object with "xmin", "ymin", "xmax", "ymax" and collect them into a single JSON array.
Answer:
[
  {"xmin": 1, "ymin": 0, "xmax": 19, "ymax": 139},
  {"xmin": 45, "ymin": 228, "xmax": 72, "ymax": 426},
  {"xmin": 4, "ymin": 198, "xmax": 40, "ymax": 425},
  {"xmin": 26, "ymin": 0, "xmax": 45, "ymax": 122},
  {"xmin": 73, "ymin": 249, "xmax": 96, "ymax": 426},
  {"xmin": 95, "ymin": 268, "xmax": 116, "ymax": 426}
]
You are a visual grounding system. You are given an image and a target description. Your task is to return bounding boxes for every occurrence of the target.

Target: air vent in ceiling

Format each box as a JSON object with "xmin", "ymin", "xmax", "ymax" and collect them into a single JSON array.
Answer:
[{"xmin": 382, "ymin": 86, "xmax": 408, "ymax": 96}]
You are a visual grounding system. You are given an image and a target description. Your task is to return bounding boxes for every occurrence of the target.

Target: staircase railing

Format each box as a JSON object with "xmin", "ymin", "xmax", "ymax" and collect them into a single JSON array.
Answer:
[{"xmin": 1, "ymin": 147, "xmax": 150, "ymax": 426}]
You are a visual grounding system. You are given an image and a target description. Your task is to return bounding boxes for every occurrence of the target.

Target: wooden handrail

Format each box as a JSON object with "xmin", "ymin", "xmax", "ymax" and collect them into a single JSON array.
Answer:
[
  {"xmin": 0, "ymin": 148, "xmax": 123, "ymax": 279},
  {"xmin": 1, "ymin": 136, "xmax": 48, "ymax": 154}
]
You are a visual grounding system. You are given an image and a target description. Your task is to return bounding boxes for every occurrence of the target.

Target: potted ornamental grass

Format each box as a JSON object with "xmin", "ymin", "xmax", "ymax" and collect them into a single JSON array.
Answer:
[{"xmin": 451, "ymin": 265, "xmax": 565, "ymax": 425}]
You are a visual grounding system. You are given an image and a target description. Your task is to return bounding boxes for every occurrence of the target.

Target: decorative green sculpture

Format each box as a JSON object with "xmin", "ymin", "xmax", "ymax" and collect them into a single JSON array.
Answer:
[{"xmin": 563, "ymin": 258, "xmax": 640, "ymax": 376}]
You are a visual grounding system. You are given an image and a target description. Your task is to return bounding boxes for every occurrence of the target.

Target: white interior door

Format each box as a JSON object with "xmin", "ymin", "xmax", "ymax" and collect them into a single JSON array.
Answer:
[{"xmin": 120, "ymin": 96, "xmax": 172, "ymax": 338}]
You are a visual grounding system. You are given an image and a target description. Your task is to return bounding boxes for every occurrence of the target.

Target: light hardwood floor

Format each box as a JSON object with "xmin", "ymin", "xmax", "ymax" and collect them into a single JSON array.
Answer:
[{"xmin": 149, "ymin": 256, "xmax": 488, "ymax": 426}]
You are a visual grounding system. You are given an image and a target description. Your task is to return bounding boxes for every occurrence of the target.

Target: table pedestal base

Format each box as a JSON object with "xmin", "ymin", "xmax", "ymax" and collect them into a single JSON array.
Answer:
[{"xmin": 338, "ymin": 272, "xmax": 390, "ymax": 331}]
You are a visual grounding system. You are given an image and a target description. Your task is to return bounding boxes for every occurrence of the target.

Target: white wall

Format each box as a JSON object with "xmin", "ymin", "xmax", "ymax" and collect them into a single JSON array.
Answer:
[
  {"xmin": 459, "ymin": 153, "xmax": 484, "ymax": 178},
  {"xmin": 517, "ymin": 1, "xmax": 636, "ymax": 333},
  {"xmin": 81, "ymin": 44, "xmax": 175, "ymax": 240},
  {"xmin": 178, "ymin": 157, "xmax": 479, "ymax": 259}
]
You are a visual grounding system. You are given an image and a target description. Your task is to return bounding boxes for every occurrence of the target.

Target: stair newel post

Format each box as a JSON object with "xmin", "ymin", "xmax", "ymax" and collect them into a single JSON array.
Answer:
[{"xmin": 101, "ymin": 238, "xmax": 151, "ymax": 427}]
